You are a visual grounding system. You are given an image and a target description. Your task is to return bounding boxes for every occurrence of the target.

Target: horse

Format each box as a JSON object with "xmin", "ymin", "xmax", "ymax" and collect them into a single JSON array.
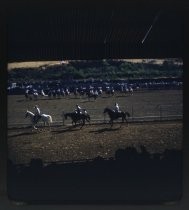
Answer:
[
  {"xmin": 120, "ymin": 86, "xmax": 127, "ymax": 95},
  {"xmin": 56, "ymin": 89, "xmax": 61, "ymax": 99},
  {"xmin": 65, "ymin": 88, "xmax": 70, "ymax": 96},
  {"xmin": 25, "ymin": 92, "xmax": 32, "ymax": 100},
  {"xmin": 25, "ymin": 90, "xmax": 33, "ymax": 100},
  {"xmin": 129, "ymin": 87, "xmax": 133, "ymax": 95},
  {"xmin": 64, "ymin": 112, "xmax": 90, "ymax": 128},
  {"xmin": 105, "ymin": 87, "xmax": 114, "ymax": 97},
  {"xmin": 97, "ymin": 87, "xmax": 103, "ymax": 96},
  {"xmin": 25, "ymin": 110, "xmax": 53, "ymax": 130},
  {"xmin": 103, "ymin": 107, "xmax": 130, "ymax": 127},
  {"xmin": 48, "ymin": 90, "xmax": 52, "ymax": 99},
  {"xmin": 41, "ymin": 89, "xmax": 48, "ymax": 98},
  {"xmin": 33, "ymin": 92, "xmax": 38, "ymax": 100},
  {"xmin": 86, "ymin": 91, "xmax": 98, "ymax": 101},
  {"xmin": 73, "ymin": 88, "xmax": 79, "ymax": 98}
]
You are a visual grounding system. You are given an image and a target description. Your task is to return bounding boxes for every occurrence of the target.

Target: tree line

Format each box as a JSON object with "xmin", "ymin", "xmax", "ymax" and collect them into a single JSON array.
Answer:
[{"xmin": 8, "ymin": 59, "xmax": 183, "ymax": 83}]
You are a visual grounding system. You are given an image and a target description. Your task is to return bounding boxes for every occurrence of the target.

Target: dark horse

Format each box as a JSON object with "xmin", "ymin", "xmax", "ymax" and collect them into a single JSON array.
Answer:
[
  {"xmin": 103, "ymin": 107, "xmax": 130, "ymax": 127},
  {"xmin": 86, "ymin": 92, "xmax": 98, "ymax": 101},
  {"xmin": 64, "ymin": 112, "xmax": 90, "ymax": 128}
]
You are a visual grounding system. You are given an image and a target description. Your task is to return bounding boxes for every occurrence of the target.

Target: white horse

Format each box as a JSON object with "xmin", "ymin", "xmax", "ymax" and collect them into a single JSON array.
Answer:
[{"xmin": 25, "ymin": 110, "xmax": 53, "ymax": 130}]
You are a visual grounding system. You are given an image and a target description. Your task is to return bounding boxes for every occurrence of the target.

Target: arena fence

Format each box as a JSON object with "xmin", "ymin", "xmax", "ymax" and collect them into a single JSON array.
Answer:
[{"xmin": 8, "ymin": 104, "xmax": 183, "ymax": 128}]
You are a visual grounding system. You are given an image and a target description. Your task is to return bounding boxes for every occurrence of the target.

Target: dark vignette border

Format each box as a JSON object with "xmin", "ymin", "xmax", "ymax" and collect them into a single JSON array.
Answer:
[{"xmin": 1, "ymin": 0, "xmax": 189, "ymax": 209}]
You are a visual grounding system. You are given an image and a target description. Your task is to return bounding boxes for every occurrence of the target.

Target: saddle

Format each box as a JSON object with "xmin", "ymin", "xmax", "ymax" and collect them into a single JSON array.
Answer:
[
  {"xmin": 75, "ymin": 111, "xmax": 82, "ymax": 115},
  {"xmin": 34, "ymin": 115, "xmax": 41, "ymax": 123},
  {"xmin": 113, "ymin": 110, "xmax": 121, "ymax": 114}
]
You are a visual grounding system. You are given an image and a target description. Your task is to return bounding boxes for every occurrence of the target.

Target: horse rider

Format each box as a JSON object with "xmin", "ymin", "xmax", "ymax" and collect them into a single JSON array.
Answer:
[
  {"xmin": 75, "ymin": 104, "xmax": 82, "ymax": 115},
  {"xmin": 94, "ymin": 89, "xmax": 98, "ymax": 96},
  {"xmin": 114, "ymin": 102, "xmax": 120, "ymax": 113},
  {"xmin": 75, "ymin": 104, "xmax": 88, "ymax": 115},
  {"xmin": 34, "ymin": 105, "xmax": 41, "ymax": 123},
  {"xmin": 25, "ymin": 89, "xmax": 29, "ymax": 94}
]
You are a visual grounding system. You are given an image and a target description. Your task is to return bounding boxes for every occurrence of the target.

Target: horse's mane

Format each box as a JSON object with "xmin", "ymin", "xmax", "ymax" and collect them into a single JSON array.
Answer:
[
  {"xmin": 26, "ymin": 110, "xmax": 34, "ymax": 115},
  {"xmin": 104, "ymin": 107, "xmax": 111, "ymax": 111}
]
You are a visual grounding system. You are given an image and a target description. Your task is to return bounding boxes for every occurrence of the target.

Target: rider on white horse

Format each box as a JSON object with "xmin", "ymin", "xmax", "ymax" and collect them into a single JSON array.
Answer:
[{"xmin": 34, "ymin": 105, "xmax": 41, "ymax": 123}]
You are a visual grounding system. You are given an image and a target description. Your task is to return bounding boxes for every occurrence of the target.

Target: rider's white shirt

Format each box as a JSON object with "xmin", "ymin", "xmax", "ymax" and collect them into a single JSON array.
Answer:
[
  {"xmin": 115, "ymin": 105, "xmax": 120, "ymax": 112},
  {"xmin": 35, "ymin": 107, "xmax": 41, "ymax": 115}
]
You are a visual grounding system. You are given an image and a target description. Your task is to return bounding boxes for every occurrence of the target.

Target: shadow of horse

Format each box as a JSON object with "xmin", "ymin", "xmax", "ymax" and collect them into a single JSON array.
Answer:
[
  {"xmin": 115, "ymin": 95, "xmax": 130, "ymax": 98},
  {"xmin": 8, "ymin": 132, "xmax": 39, "ymax": 138},
  {"xmin": 81, "ymin": 100, "xmax": 94, "ymax": 103},
  {"xmin": 89, "ymin": 127, "xmax": 120, "ymax": 134},
  {"xmin": 51, "ymin": 126, "xmax": 80, "ymax": 134},
  {"xmin": 17, "ymin": 99, "xmax": 25, "ymax": 102}
]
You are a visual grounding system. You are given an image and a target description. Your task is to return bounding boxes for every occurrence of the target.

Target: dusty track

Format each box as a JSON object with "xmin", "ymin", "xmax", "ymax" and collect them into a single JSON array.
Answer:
[{"xmin": 8, "ymin": 120, "xmax": 182, "ymax": 165}]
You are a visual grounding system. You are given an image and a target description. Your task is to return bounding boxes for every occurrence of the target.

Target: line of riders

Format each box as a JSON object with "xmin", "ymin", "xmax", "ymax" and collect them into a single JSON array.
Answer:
[
  {"xmin": 32, "ymin": 102, "xmax": 122, "ymax": 125},
  {"xmin": 25, "ymin": 85, "xmax": 133, "ymax": 100}
]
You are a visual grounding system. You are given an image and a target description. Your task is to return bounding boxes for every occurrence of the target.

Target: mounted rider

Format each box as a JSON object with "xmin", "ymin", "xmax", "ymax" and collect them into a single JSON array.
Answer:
[
  {"xmin": 25, "ymin": 89, "xmax": 29, "ymax": 94},
  {"xmin": 114, "ymin": 102, "xmax": 120, "ymax": 113},
  {"xmin": 34, "ymin": 105, "xmax": 41, "ymax": 123},
  {"xmin": 75, "ymin": 104, "xmax": 82, "ymax": 115},
  {"xmin": 75, "ymin": 104, "xmax": 87, "ymax": 115}
]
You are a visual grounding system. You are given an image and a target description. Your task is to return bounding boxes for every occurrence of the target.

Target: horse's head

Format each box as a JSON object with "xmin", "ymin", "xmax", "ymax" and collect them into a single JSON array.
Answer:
[
  {"xmin": 25, "ymin": 110, "xmax": 29, "ymax": 118},
  {"xmin": 103, "ymin": 108, "xmax": 108, "ymax": 113},
  {"xmin": 64, "ymin": 113, "xmax": 67, "ymax": 119}
]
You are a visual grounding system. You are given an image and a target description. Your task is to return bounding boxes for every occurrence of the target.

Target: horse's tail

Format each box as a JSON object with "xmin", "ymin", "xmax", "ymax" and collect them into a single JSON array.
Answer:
[
  {"xmin": 125, "ymin": 112, "xmax": 130, "ymax": 117},
  {"xmin": 87, "ymin": 114, "xmax": 90, "ymax": 121},
  {"xmin": 49, "ymin": 116, "xmax": 53, "ymax": 123}
]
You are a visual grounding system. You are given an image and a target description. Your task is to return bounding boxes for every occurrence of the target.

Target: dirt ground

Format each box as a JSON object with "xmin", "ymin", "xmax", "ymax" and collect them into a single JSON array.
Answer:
[
  {"xmin": 7, "ymin": 90, "xmax": 183, "ymax": 165},
  {"xmin": 8, "ymin": 120, "xmax": 182, "ymax": 165}
]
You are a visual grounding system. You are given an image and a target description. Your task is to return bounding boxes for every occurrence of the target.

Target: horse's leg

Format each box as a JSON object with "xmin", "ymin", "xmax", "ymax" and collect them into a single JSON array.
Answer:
[
  {"xmin": 48, "ymin": 121, "xmax": 51, "ymax": 131},
  {"xmin": 32, "ymin": 122, "xmax": 38, "ymax": 131},
  {"xmin": 125, "ymin": 117, "xmax": 128, "ymax": 126},
  {"xmin": 87, "ymin": 118, "xmax": 91, "ymax": 125},
  {"xmin": 120, "ymin": 117, "xmax": 124, "ymax": 128},
  {"xmin": 123, "ymin": 115, "xmax": 128, "ymax": 126},
  {"xmin": 42, "ymin": 121, "xmax": 47, "ymax": 131},
  {"xmin": 80, "ymin": 120, "xmax": 85, "ymax": 129},
  {"xmin": 109, "ymin": 120, "xmax": 113, "ymax": 128}
]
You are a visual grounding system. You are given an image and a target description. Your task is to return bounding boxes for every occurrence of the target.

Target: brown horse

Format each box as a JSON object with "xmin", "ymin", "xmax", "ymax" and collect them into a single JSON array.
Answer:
[{"xmin": 103, "ymin": 107, "xmax": 130, "ymax": 127}]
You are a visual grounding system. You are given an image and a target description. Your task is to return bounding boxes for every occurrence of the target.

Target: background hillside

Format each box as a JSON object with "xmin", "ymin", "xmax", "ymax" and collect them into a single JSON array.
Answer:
[{"xmin": 8, "ymin": 59, "xmax": 183, "ymax": 83}]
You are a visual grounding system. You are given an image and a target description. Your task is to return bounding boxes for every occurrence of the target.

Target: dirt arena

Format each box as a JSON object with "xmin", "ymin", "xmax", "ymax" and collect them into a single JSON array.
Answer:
[
  {"xmin": 8, "ymin": 121, "xmax": 182, "ymax": 165},
  {"xmin": 7, "ymin": 90, "xmax": 183, "ymax": 165}
]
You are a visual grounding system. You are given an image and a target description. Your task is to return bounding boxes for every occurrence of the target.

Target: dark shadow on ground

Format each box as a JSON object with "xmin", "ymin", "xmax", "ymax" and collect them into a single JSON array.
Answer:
[
  {"xmin": 69, "ymin": 97, "xmax": 82, "ymax": 100},
  {"xmin": 101, "ymin": 96, "xmax": 113, "ymax": 98},
  {"xmin": 7, "ymin": 146, "xmax": 182, "ymax": 204},
  {"xmin": 80, "ymin": 100, "xmax": 95, "ymax": 103},
  {"xmin": 8, "ymin": 132, "xmax": 39, "ymax": 138},
  {"xmin": 89, "ymin": 127, "xmax": 121, "ymax": 133},
  {"xmin": 8, "ymin": 126, "xmax": 32, "ymax": 130},
  {"xmin": 115, "ymin": 95, "xmax": 129, "ymax": 98},
  {"xmin": 16, "ymin": 99, "xmax": 25, "ymax": 102},
  {"xmin": 51, "ymin": 126, "xmax": 82, "ymax": 133}
]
